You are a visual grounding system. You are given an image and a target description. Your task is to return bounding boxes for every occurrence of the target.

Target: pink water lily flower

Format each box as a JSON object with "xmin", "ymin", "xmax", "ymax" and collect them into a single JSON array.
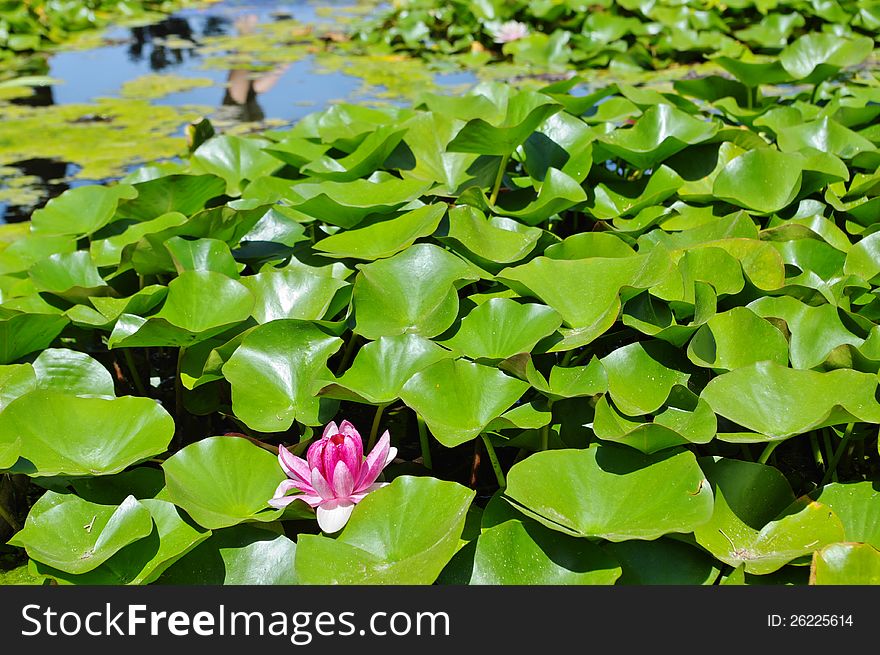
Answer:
[
  {"xmin": 491, "ymin": 20, "xmax": 530, "ymax": 44},
  {"xmin": 269, "ymin": 420, "xmax": 397, "ymax": 533}
]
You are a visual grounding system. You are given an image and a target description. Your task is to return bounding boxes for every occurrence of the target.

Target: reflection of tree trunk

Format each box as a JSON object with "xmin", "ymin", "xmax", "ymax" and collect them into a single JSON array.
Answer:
[
  {"xmin": 2, "ymin": 83, "xmax": 70, "ymax": 223},
  {"xmin": 127, "ymin": 16, "xmax": 198, "ymax": 70}
]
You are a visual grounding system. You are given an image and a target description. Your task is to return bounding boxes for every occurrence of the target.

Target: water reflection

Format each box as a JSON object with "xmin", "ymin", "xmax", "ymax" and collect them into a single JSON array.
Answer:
[
  {"xmin": 217, "ymin": 14, "xmax": 288, "ymax": 123},
  {"xmin": 128, "ymin": 15, "xmax": 206, "ymax": 71}
]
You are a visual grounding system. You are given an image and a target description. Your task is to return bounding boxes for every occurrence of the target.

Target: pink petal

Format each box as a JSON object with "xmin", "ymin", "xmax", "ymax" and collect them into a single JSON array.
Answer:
[
  {"xmin": 278, "ymin": 445, "xmax": 311, "ymax": 483},
  {"xmin": 268, "ymin": 495, "xmax": 299, "ymax": 509},
  {"xmin": 337, "ymin": 420, "xmax": 360, "ymax": 440},
  {"xmin": 385, "ymin": 446, "xmax": 398, "ymax": 467},
  {"xmin": 269, "ymin": 493, "xmax": 323, "ymax": 509},
  {"xmin": 307, "ymin": 438, "xmax": 328, "ymax": 476},
  {"xmin": 331, "ymin": 434, "xmax": 362, "ymax": 479},
  {"xmin": 358, "ymin": 430, "xmax": 391, "ymax": 488},
  {"xmin": 271, "ymin": 479, "xmax": 300, "ymax": 499},
  {"xmin": 332, "ymin": 460, "xmax": 355, "ymax": 499},
  {"xmin": 316, "ymin": 500, "xmax": 355, "ymax": 533},
  {"xmin": 310, "ymin": 467, "xmax": 335, "ymax": 501},
  {"xmin": 268, "ymin": 480, "xmax": 322, "ymax": 509},
  {"xmin": 321, "ymin": 421, "xmax": 339, "ymax": 439}
]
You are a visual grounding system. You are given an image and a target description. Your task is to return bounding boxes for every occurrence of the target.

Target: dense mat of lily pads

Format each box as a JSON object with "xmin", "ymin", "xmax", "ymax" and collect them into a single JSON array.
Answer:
[
  {"xmin": 0, "ymin": 0, "xmax": 204, "ymax": 56},
  {"xmin": 1, "ymin": 25, "xmax": 880, "ymax": 584},
  {"xmin": 359, "ymin": 0, "xmax": 880, "ymax": 72}
]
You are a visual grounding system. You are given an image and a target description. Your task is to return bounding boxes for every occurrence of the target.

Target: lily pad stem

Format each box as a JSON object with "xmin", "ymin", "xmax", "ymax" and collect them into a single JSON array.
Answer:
[
  {"xmin": 489, "ymin": 152, "xmax": 510, "ymax": 206},
  {"xmin": 757, "ymin": 440, "xmax": 781, "ymax": 465},
  {"xmin": 335, "ymin": 335, "xmax": 358, "ymax": 375},
  {"xmin": 175, "ymin": 346, "xmax": 186, "ymax": 424},
  {"xmin": 540, "ymin": 399, "xmax": 555, "ymax": 451},
  {"xmin": 122, "ymin": 348, "xmax": 149, "ymax": 397},
  {"xmin": 416, "ymin": 413, "xmax": 432, "ymax": 470},
  {"xmin": 367, "ymin": 403, "xmax": 388, "ymax": 451},
  {"xmin": 481, "ymin": 433, "xmax": 506, "ymax": 489},
  {"xmin": 822, "ymin": 429, "xmax": 835, "ymax": 480},
  {"xmin": 820, "ymin": 423, "xmax": 854, "ymax": 487}
]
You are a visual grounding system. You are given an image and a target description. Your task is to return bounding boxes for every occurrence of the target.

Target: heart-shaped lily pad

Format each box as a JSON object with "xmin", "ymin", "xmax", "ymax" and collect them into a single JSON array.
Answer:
[
  {"xmin": 504, "ymin": 444, "xmax": 713, "ymax": 541},
  {"xmin": 352, "ymin": 243, "xmax": 479, "ymax": 339},
  {"xmin": 0, "ymin": 391, "xmax": 174, "ymax": 476},
  {"xmin": 295, "ymin": 476, "xmax": 474, "ymax": 584},
  {"xmin": 8, "ymin": 492, "xmax": 154, "ymax": 574},
  {"xmin": 324, "ymin": 333, "xmax": 450, "ymax": 405},
  {"xmin": 222, "ymin": 320, "xmax": 342, "ymax": 431},
  {"xmin": 400, "ymin": 358, "xmax": 530, "ymax": 447},
  {"xmin": 162, "ymin": 436, "xmax": 289, "ymax": 530},
  {"xmin": 440, "ymin": 298, "xmax": 562, "ymax": 360},
  {"xmin": 810, "ymin": 543, "xmax": 880, "ymax": 585},
  {"xmin": 701, "ymin": 362, "xmax": 880, "ymax": 441}
]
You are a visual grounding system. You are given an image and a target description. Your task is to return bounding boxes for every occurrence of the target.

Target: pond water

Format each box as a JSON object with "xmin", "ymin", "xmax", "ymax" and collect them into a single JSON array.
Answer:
[{"xmin": 0, "ymin": 0, "xmax": 477, "ymax": 222}]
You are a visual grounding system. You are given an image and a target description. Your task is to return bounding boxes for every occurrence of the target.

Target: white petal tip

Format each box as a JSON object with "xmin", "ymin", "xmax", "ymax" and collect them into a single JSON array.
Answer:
[{"xmin": 316, "ymin": 502, "xmax": 355, "ymax": 534}]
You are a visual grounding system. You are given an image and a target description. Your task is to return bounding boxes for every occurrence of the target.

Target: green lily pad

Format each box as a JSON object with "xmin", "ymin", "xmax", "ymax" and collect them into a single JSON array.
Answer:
[
  {"xmin": 442, "ymin": 206, "xmax": 542, "ymax": 265},
  {"xmin": 601, "ymin": 341, "xmax": 689, "ymax": 416},
  {"xmin": 748, "ymin": 296, "xmax": 861, "ymax": 369},
  {"xmin": 0, "ymin": 391, "xmax": 174, "ymax": 477},
  {"xmin": 118, "ymin": 174, "xmax": 226, "ymax": 221},
  {"xmin": 593, "ymin": 391, "xmax": 717, "ymax": 453},
  {"xmin": 108, "ymin": 271, "xmax": 254, "ymax": 348},
  {"xmin": 695, "ymin": 476, "xmax": 844, "ymax": 576},
  {"xmin": 162, "ymin": 436, "xmax": 288, "ymax": 530},
  {"xmin": 0, "ymin": 363, "xmax": 36, "ymax": 411},
  {"xmin": 843, "ymin": 231, "xmax": 880, "ymax": 282},
  {"xmin": 471, "ymin": 496, "xmax": 621, "ymax": 585},
  {"xmin": 314, "ymin": 204, "xmax": 446, "ymax": 261},
  {"xmin": 810, "ymin": 543, "xmax": 880, "ymax": 585},
  {"xmin": 498, "ymin": 247, "xmax": 672, "ymax": 350},
  {"xmin": 605, "ymin": 538, "xmax": 721, "ymax": 585},
  {"xmin": 687, "ymin": 306, "xmax": 789, "ymax": 370},
  {"xmin": 157, "ymin": 525, "xmax": 298, "ymax": 585},
  {"xmin": 8, "ymin": 492, "xmax": 154, "ymax": 575},
  {"xmin": 287, "ymin": 177, "xmax": 430, "ymax": 229},
  {"xmin": 446, "ymin": 89, "xmax": 561, "ymax": 156},
  {"xmin": 713, "ymin": 149, "xmax": 803, "ymax": 214},
  {"xmin": 810, "ymin": 482, "xmax": 880, "ymax": 548},
  {"xmin": 31, "ymin": 499, "xmax": 211, "ymax": 585},
  {"xmin": 504, "ymin": 445, "xmax": 713, "ymax": 541},
  {"xmin": 302, "ymin": 124, "xmax": 408, "ymax": 181},
  {"xmin": 324, "ymin": 333, "xmax": 450, "ymax": 405},
  {"xmin": 190, "ymin": 135, "xmax": 281, "ymax": 196},
  {"xmin": 701, "ymin": 362, "xmax": 880, "ymax": 440},
  {"xmin": 28, "ymin": 251, "xmax": 108, "ymax": 302},
  {"xmin": 589, "ymin": 166, "xmax": 683, "ymax": 220},
  {"xmin": 222, "ymin": 320, "xmax": 342, "ymax": 431},
  {"xmin": 400, "ymin": 358, "xmax": 529, "ymax": 447},
  {"xmin": 295, "ymin": 476, "xmax": 474, "ymax": 584},
  {"xmin": 163, "ymin": 237, "xmax": 241, "ymax": 278},
  {"xmin": 0, "ymin": 313, "xmax": 69, "ymax": 364},
  {"xmin": 31, "ymin": 184, "xmax": 137, "ymax": 236},
  {"xmin": 241, "ymin": 267, "xmax": 348, "ymax": 324},
  {"xmin": 598, "ymin": 104, "xmax": 718, "ymax": 169},
  {"xmin": 493, "ymin": 168, "xmax": 588, "ymax": 226},
  {"xmin": 440, "ymin": 298, "xmax": 562, "ymax": 360},
  {"xmin": 778, "ymin": 117, "xmax": 877, "ymax": 161},
  {"xmin": 780, "ymin": 33, "xmax": 873, "ymax": 83},
  {"xmin": 32, "ymin": 348, "xmax": 115, "ymax": 397},
  {"xmin": 352, "ymin": 243, "xmax": 479, "ymax": 340}
]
